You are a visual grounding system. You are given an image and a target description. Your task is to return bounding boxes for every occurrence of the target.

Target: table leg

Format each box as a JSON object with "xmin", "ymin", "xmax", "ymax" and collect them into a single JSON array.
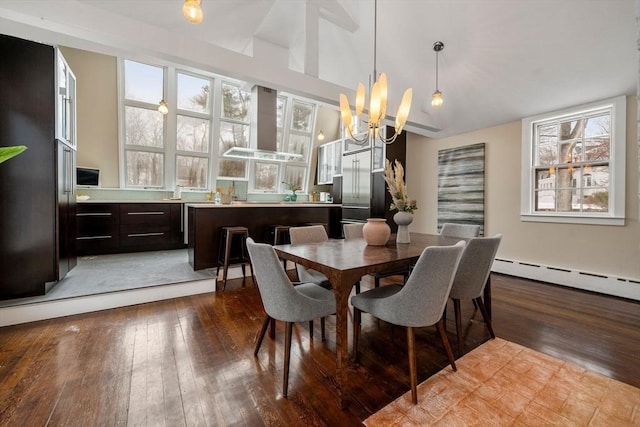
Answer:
[{"xmin": 330, "ymin": 271, "xmax": 360, "ymax": 410}]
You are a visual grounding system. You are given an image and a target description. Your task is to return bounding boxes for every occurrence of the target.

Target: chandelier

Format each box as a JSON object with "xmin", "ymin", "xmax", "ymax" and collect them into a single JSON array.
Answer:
[{"xmin": 339, "ymin": 0, "xmax": 412, "ymax": 145}]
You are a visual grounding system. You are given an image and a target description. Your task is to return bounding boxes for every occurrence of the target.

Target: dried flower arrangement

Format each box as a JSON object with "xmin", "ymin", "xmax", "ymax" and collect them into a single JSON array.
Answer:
[{"xmin": 383, "ymin": 159, "xmax": 417, "ymax": 214}]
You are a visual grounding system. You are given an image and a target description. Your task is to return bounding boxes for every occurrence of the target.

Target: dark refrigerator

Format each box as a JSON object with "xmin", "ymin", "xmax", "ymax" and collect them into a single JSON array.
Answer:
[{"xmin": 0, "ymin": 34, "xmax": 77, "ymax": 299}]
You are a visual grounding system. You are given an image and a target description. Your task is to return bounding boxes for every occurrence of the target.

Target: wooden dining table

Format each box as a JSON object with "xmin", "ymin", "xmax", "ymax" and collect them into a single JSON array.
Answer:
[{"xmin": 274, "ymin": 232, "xmax": 478, "ymax": 408}]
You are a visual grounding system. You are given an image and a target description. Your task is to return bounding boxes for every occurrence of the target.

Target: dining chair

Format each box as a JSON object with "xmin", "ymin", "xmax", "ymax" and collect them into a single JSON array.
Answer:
[
  {"xmin": 343, "ymin": 222, "xmax": 406, "ymax": 291},
  {"xmin": 288, "ymin": 225, "xmax": 332, "ymax": 288},
  {"xmin": 449, "ymin": 234, "xmax": 502, "ymax": 355},
  {"xmin": 246, "ymin": 237, "xmax": 336, "ymax": 398},
  {"xmin": 351, "ymin": 240, "xmax": 466, "ymax": 404},
  {"xmin": 440, "ymin": 222, "xmax": 481, "ymax": 238}
]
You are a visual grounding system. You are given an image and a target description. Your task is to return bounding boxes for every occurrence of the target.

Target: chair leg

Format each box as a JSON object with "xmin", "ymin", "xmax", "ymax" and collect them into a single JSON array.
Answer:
[
  {"xmin": 453, "ymin": 298, "xmax": 464, "ymax": 355},
  {"xmin": 321, "ymin": 317, "xmax": 326, "ymax": 341},
  {"xmin": 436, "ymin": 319, "xmax": 457, "ymax": 371},
  {"xmin": 254, "ymin": 315, "xmax": 271, "ymax": 356},
  {"xmin": 283, "ymin": 322, "xmax": 293, "ymax": 397},
  {"xmin": 352, "ymin": 308, "xmax": 361, "ymax": 363},
  {"xmin": 354, "ymin": 281, "xmax": 361, "ymax": 294},
  {"xmin": 374, "ymin": 276, "xmax": 380, "ymax": 288},
  {"xmin": 269, "ymin": 318, "xmax": 276, "ymax": 339},
  {"xmin": 475, "ymin": 297, "xmax": 496, "ymax": 339},
  {"xmin": 442, "ymin": 301, "xmax": 448, "ymax": 332},
  {"xmin": 407, "ymin": 326, "xmax": 418, "ymax": 404},
  {"xmin": 309, "ymin": 320, "xmax": 314, "ymax": 340}
]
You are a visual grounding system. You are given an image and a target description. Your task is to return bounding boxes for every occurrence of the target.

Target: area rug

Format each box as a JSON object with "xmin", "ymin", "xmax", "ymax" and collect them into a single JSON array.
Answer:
[{"xmin": 364, "ymin": 338, "xmax": 640, "ymax": 426}]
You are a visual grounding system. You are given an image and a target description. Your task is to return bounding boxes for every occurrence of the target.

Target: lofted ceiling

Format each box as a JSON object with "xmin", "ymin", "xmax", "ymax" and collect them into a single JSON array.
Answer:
[{"xmin": 0, "ymin": 0, "xmax": 636, "ymax": 138}]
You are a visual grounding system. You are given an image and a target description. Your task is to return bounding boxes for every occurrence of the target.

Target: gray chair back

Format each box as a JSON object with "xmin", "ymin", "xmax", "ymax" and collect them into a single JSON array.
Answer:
[
  {"xmin": 289, "ymin": 225, "xmax": 329, "ymax": 244},
  {"xmin": 449, "ymin": 234, "xmax": 502, "ymax": 300},
  {"xmin": 343, "ymin": 223, "xmax": 364, "ymax": 240},
  {"xmin": 246, "ymin": 238, "xmax": 335, "ymax": 322},
  {"xmin": 288, "ymin": 225, "xmax": 330, "ymax": 285},
  {"xmin": 440, "ymin": 223, "xmax": 481, "ymax": 238},
  {"xmin": 373, "ymin": 241, "xmax": 465, "ymax": 327}
]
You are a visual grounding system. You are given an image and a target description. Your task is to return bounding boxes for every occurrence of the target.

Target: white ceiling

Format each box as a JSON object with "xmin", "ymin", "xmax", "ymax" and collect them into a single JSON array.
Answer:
[{"xmin": 0, "ymin": 0, "xmax": 636, "ymax": 138}]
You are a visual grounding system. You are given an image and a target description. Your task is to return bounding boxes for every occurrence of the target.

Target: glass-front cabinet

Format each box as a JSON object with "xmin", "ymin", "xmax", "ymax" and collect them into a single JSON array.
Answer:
[
  {"xmin": 317, "ymin": 139, "xmax": 342, "ymax": 184},
  {"xmin": 56, "ymin": 49, "xmax": 76, "ymax": 148}
]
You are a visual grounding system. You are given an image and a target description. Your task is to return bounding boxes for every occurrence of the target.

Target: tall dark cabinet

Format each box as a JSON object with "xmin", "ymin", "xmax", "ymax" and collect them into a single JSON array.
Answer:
[{"xmin": 0, "ymin": 34, "xmax": 77, "ymax": 299}]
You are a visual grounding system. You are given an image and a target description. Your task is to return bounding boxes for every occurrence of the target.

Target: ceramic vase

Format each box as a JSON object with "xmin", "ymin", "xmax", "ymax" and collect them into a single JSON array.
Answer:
[
  {"xmin": 290, "ymin": 192, "xmax": 297, "ymax": 202},
  {"xmin": 362, "ymin": 218, "xmax": 391, "ymax": 246},
  {"xmin": 393, "ymin": 211, "xmax": 414, "ymax": 244}
]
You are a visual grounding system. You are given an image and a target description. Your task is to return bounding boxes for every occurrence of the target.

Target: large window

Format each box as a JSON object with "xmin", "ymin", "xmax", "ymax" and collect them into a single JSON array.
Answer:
[
  {"xmin": 218, "ymin": 82, "xmax": 250, "ymax": 179},
  {"xmin": 521, "ymin": 96, "xmax": 626, "ymax": 225},
  {"xmin": 122, "ymin": 60, "xmax": 165, "ymax": 187},
  {"xmin": 248, "ymin": 98, "xmax": 316, "ymax": 194},
  {"xmin": 120, "ymin": 59, "xmax": 320, "ymax": 194},
  {"xmin": 175, "ymin": 72, "xmax": 213, "ymax": 189}
]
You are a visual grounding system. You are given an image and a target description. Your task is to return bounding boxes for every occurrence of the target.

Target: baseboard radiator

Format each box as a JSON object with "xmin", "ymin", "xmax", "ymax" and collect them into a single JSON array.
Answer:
[{"xmin": 492, "ymin": 258, "xmax": 640, "ymax": 301}]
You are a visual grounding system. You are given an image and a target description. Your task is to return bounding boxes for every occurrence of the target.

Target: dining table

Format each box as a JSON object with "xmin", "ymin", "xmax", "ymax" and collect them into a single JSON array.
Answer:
[{"xmin": 274, "ymin": 232, "xmax": 487, "ymax": 408}]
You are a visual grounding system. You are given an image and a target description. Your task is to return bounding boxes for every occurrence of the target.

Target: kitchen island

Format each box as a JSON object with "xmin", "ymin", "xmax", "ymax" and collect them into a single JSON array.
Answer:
[{"xmin": 187, "ymin": 202, "xmax": 342, "ymax": 271}]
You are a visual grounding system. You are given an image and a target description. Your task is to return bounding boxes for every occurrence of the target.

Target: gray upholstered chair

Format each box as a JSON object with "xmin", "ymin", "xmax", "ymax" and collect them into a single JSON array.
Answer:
[
  {"xmin": 343, "ymin": 222, "xmax": 365, "ymax": 240},
  {"xmin": 351, "ymin": 241, "xmax": 466, "ymax": 404},
  {"xmin": 289, "ymin": 225, "xmax": 331, "ymax": 288},
  {"xmin": 449, "ymin": 234, "xmax": 502, "ymax": 355},
  {"xmin": 440, "ymin": 222, "xmax": 481, "ymax": 238},
  {"xmin": 246, "ymin": 237, "xmax": 336, "ymax": 398}
]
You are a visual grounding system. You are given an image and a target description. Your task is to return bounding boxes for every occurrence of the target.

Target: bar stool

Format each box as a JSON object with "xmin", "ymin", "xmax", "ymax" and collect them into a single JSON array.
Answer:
[
  {"xmin": 269, "ymin": 225, "xmax": 291, "ymax": 269},
  {"xmin": 216, "ymin": 226, "xmax": 254, "ymax": 291}
]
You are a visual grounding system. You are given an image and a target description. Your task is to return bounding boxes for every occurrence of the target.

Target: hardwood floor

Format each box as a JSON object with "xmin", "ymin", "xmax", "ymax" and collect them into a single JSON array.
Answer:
[{"xmin": 0, "ymin": 273, "xmax": 638, "ymax": 426}]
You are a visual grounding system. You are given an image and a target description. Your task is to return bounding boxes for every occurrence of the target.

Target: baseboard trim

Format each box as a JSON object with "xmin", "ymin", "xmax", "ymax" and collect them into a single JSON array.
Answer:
[
  {"xmin": 0, "ymin": 278, "xmax": 216, "ymax": 327},
  {"xmin": 492, "ymin": 258, "xmax": 640, "ymax": 301}
]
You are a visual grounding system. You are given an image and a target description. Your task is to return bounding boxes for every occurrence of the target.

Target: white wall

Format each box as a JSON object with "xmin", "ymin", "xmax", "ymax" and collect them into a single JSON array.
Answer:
[{"xmin": 406, "ymin": 96, "xmax": 639, "ymax": 285}]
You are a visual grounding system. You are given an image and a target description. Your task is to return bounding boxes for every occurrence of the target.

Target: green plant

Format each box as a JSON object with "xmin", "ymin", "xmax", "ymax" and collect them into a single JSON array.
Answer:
[{"xmin": 0, "ymin": 146, "xmax": 27, "ymax": 164}]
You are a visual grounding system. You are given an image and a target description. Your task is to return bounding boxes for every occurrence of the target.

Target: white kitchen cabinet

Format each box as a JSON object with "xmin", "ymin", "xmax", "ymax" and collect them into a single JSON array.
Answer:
[
  {"xmin": 56, "ymin": 49, "xmax": 76, "ymax": 148},
  {"xmin": 317, "ymin": 139, "xmax": 342, "ymax": 184}
]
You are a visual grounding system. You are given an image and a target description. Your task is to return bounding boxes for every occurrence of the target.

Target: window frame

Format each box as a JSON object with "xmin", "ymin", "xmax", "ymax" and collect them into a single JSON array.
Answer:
[
  {"xmin": 520, "ymin": 95, "xmax": 626, "ymax": 225},
  {"xmin": 118, "ymin": 58, "xmax": 320, "ymax": 195},
  {"xmin": 118, "ymin": 59, "xmax": 168, "ymax": 189}
]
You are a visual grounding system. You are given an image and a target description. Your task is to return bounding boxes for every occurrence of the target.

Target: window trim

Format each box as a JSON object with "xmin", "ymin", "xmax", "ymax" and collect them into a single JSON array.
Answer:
[{"xmin": 520, "ymin": 95, "xmax": 626, "ymax": 226}]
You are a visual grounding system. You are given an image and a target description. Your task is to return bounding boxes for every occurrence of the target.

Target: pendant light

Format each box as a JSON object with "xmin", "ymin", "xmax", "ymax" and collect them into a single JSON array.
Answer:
[
  {"xmin": 158, "ymin": 100, "xmax": 168, "ymax": 115},
  {"xmin": 431, "ymin": 41, "xmax": 444, "ymax": 108},
  {"xmin": 183, "ymin": 0, "xmax": 204, "ymax": 24},
  {"xmin": 339, "ymin": 0, "xmax": 412, "ymax": 145}
]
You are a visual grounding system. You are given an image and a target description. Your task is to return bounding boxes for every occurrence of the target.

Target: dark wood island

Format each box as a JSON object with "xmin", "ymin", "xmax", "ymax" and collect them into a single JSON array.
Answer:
[{"xmin": 187, "ymin": 202, "xmax": 342, "ymax": 271}]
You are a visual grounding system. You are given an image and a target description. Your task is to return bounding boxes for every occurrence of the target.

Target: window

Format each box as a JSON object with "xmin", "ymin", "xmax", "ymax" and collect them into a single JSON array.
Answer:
[
  {"xmin": 248, "ymin": 97, "xmax": 316, "ymax": 194},
  {"xmin": 120, "ymin": 59, "xmax": 320, "ymax": 194},
  {"xmin": 122, "ymin": 60, "xmax": 166, "ymax": 187},
  {"xmin": 175, "ymin": 72, "xmax": 213, "ymax": 189},
  {"xmin": 521, "ymin": 96, "xmax": 626, "ymax": 225},
  {"xmin": 218, "ymin": 82, "xmax": 250, "ymax": 179}
]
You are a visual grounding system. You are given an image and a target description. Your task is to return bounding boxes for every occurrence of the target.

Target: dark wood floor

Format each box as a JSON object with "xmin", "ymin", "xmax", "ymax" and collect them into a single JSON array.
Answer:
[{"xmin": 0, "ymin": 273, "xmax": 638, "ymax": 426}]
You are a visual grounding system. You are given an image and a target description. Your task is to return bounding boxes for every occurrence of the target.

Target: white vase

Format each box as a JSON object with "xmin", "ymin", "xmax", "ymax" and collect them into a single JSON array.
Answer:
[
  {"xmin": 394, "ymin": 211, "xmax": 413, "ymax": 244},
  {"xmin": 362, "ymin": 218, "xmax": 391, "ymax": 246}
]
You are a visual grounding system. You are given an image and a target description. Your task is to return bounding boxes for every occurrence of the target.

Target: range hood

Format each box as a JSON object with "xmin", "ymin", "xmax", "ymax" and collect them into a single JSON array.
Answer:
[{"xmin": 223, "ymin": 85, "xmax": 303, "ymax": 162}]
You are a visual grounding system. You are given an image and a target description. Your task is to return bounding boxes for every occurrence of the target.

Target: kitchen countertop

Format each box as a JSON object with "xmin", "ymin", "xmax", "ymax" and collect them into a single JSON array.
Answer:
[
  {"xmin": 186, "ymin": 201, "xmax": 339, "ymax": 208},
  {"xmin": 76, "ymin": 199, "xmax": 339, "ymax": 207},
  {"xmin": 77, "ymin": 198, "xmax": 186, "ymax": 203}
]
